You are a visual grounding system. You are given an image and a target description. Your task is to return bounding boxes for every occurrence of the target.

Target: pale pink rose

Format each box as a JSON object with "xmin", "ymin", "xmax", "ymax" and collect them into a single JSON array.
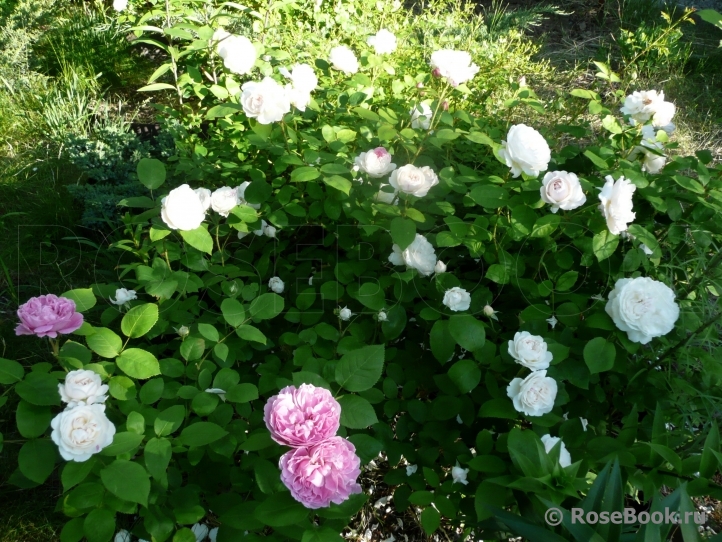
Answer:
[
  {"xmin": 264, "ymin": 384, "xmax": 341, "ymax": 447},
  {"xmin": 15, "ymin": 294, "xmax": 84, "ymax": 338},
  {"xmin": 279, "ymin": 436, "xmax": 362, "ymax": 509}
]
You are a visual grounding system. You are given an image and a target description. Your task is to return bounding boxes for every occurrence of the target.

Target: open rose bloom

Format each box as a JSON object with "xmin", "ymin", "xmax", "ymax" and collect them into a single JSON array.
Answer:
[
  {"xmin": 264, "ymin": 384, "xmax": 341, "ymax": 447},
  {"xmin": 51, "ymin": 404, "xmax": 116, "ymax": 462},
  {"xmin": 59, "ymin": 370, "xmax": 109, "ymax": 408},
  {"xmin": 279, "ymin": 436, "xmax": 362, "ymax": 508},
  {"xmin": 15, "ymin": 294, "xmax": 84, "ymax": 338}
]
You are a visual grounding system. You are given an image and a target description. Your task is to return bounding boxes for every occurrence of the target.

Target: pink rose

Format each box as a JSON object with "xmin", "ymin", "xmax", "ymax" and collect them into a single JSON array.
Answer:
[
  {"xmin": 264, "ymin": 384, "xmax": 341, "ymax": 447},
  {"xmin": 15, "ymin": 294, "xmax": 84, "ymax": 338},
  {"xmin": 279, "ymin": 436, "xmax": 362, "ymax": 509}
]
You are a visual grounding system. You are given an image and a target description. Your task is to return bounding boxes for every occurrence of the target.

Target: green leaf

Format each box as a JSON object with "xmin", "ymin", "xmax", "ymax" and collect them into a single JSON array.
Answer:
[
  {"xmin": 62, "ymin": 459, "xmax": 96, "ymax": 491},
  {"xmin": 100, "ymin": 459, "xmax": 150, "ymax": 506},
  {"xmin": 180, "ymin": 227, "xmax": 213, "ymax": 255},
  {"xmin": 226, "ymin": 383, "xmax": 259, "ymax": 403},
  {"xmin": 390, "ymin": 217, "xmax": 416, "ymax": 251},
  {"xmin": 154, "ymin": 405, "xmax": 186, "ymax": 437},
  {"xmin": 602, "ymin": 115, "xmax": 623, "ymax": 134},
  {"xmin": 18, "ymin": 439, "xmax": 56, "ymax": 483},
  {"xmin": 180, "ymin": 338, "xmax": 205, "ymax": 361},
  {"xmin": 584, "ymin": 149, "xmax": 609, "ymax": 169},
  {"xmin": 323, "ymin": 175, "xmax": 352, "ymax": 195},
  {"xmin": 180, "ymin": 422, "xmax": 228, "ymax": 446},
  {"xmin": 236, "ymin": 325, "xmax": 267, "ymax": 344},
  {"xmin": 116, "ymin": 348, "xmax": 161, "ymax": 379},
  {"xmin": 15, "ymin": 372, "xmax": 60, "ymax": 406},
  {"xmin": 254, "ymin": 459, "xmax": 283, "ymax": 494},
  {"xmin": 672, "ymin": 175, "xmax": 705, "ymax": 194},
  {"xmin": 335, "ymin": 345, "xmax": 385, "ymax": 392},
  {"xmin": 100, "ymin": 432, "xmax": 144, "ymax": 456},
  {"xmin": 338, "ymin": 395, "xmax": 378, "ymax": 428},
  {"xmin": 249, "ymin": 293, "xmax": 285, "ymax": 320},
  {"xmin": 197, "ymin": 323, "xmax": 219, "ymax": 343},
  {"xmin": 137, "ymin": 158, "xmax": 166, "ymax": 189},
  {"xmin": 530, "ymin": 215, "xmax": 560, "ymax": 238},
  {"xmin": 448, "ymin": 315, "xmax": 486, "ymax": 351},
  {"xmin": 83, "ymin": 508, "xmax": 116, "ymax": 542},
  {"xmin": 584, "ymin": 337, "xmax": 616, "ymax": 374},
  {"xmin": 86, "ymin": 328, "xmax": 122, "ymax": 358},
  {"xmin": 206, "ymin": 103, "xmax": 243, "ymax": 118},
  {"xmin": 448, "ymin": 359, "xmax": 481, "ymax": 394},
  {"xmin": 592, "ymin": 230, "xmax": 619, "ymax": 262},
  {"xmin": 302, "ymin": 528, "xmax": 345, "ymax": 542},
  {"xmin": 138, "ymin": 82, "xmax": 176, "ymax": 91},
  {"xmin": 0, "ymin": 358, "xmax": 25, "ymax": 384},
  {"xmin": 347, "ymin": 434, "xmax": 384, "ymax": 463},
  {"xmin": 254, "ymin": 492, "xmax": 308, "ymax": 527},
  {"xmin": 221, "ymin": 298, "xmax": 245, "ymax": 327},
  {"xmin": 420, "ymin": 507, "xmax": 441, "ymax": 535},
  {"xmin": 120, "ymin": 303, "xmax": 159, "ymax": 338},
  {"xmin": 356, "ymin": 282, "xmax": 385, "ymax": 311},
  {"xmin": 430, "ymin": 320, "xmax": 455, "ymax": 364},
  {"xmin": 291, "ymin": 166, "xmax": 321, "ymax": 182},
  {"xmin": 470, "ymin": 185, "xmax": 508, "ymax": 208},
  {"xmin": 61, "ymin": 288, "xmax": 97, "ymax": 312},
  {"xmin": 556, "ymin": 270, "xmax": 578, "ymax": 292},
  {"xmin": 627, "ymin": 224, "xmax": 660, "ymax": 255},
  {"xmin": 478, "ymin": 398, "xmax": 518, "ymax": 419},
  {"xmin": 144, "ymin": 437, "xmax": 172, "ymax": 481},
  {"xmin": 61, "ymin": 517, "xmax": 85, "ymax": 542}
]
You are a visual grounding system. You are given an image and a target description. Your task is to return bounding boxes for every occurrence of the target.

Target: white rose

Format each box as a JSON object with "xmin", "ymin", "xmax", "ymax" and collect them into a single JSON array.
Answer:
[
  {"xmin": 280, "ymin": 63, "xmax": 318, "ymax": 94},
  {"xmin": 410, "ymin": 103, "xmax": 433, "ymax": 130},
  {"xmin": 406, "ymin": 464, "xmax": 417, "ymax": 476},
  {"xmin": 388, "ymin": 234, "xmax": 437, "ymax": 276},
  {"xmin": 110, "ymin": 288, "xmax": 136, "ymax": 306},
  {"xmin": 354, "ymin": 147, "xmax": 397, "ymax": 177},
  {"xmin": 59, "ymin": 370, "xmax": 109, "ymax": 409},
  {"xmin": 374, "ymin": 185, "xmax": 398, "ymax": 204},
  {"xmin": 506, "ymin": 370, "xmax": 557, "ymax": 417},
  {"xmin": 113, "ymin": 0, "xmax": 128, "ymax": 11},
  {"xmin": 605, "ymin": 277, "xmax": 679, "ymax": 344},
  {"xmin": 161, "ymin": 184, "xmax": 206, "ymax": 231},
  {"xmin": 194, "ymin": 188, "xmax": 212, "ymax": 212},
  {"xmin": 367, "ymin": 29, "xmax": 397, "ymax": 55},
  {"xmin": 50, "ymin": 404, "xmax": 116, "ymax": 462},
  {"xmin": 483, "ymin": 305, "xmax": 499, "ymax": 321},
  {"xmin": 268, "ymin": 276, "xmax": 285, "ymax": 293},
  {"xmin": 434, "ymin": 260, "xmax": 447, "ymax": 274},
  {"xmin": 508, "ymin": 331, "xmax": 553, "ymax": 371},
  {"xmin": 451, "ymin": 463, "xmax": 469, "ymax": 485},
  {"xmin": 631, "ymin": 125, "xmax": 666, "ymax": 174},
  {"xmin": 285, "ymin": 85, "xmax": 312, "ymax": 112},
  {"xmin": 620, "ymin": 90, "xmax": 665, "ymax": 124},
  {"xmin": 209, "ymin": 527, "xmax": 219, "ymax": 542},
  {"xmin": 442, "ymin": 287, "xmax": 471, "ymax": 311},
  {"xmin": 429, "ymin": 49, "xmax": 479, "ymax": 87},
  {"xmin": 329, "ymin": 46, "xmax": 359, "ymax": 74},
  {"xmin": 265, "ymin": 225, "xmax": 277, "ymax": 238},
  {"xmin": 176, "ymin": 325, "xmax": 190, "ymax": 337},
  {"xmin": 215, "ymin": 31, "xmax": 257, "ymax": 75},
  {"xmin": 388, "ymin": 164, "xmax": 439, "ymax": 198},
  {"xmin": 191, "ymin": 524, "xmax": 209, "ymax": 542},
  {"xmin": 378, "ymin": 311, "xmax": 388, "ymax": 322},
  {"xmin": 240, "ymin": 77, "xmax": 291, "ymax": 125},
  {"xmin": 540, "ymin": 434, "xmax": 572, "ymax": 468},
  {"xmin": 210, "ymin": 186, "xmax": 240, "ymax": 217},
  {"xmin": 236, "ymin": 181, "xmax": 261, "ymax": 210},
  {"xmin": 253, "ymin": 219, "xmax": 268, "ymax": 236},
  {"xmin": 114, "ymin": 530, "xmax": 131, "ymax": 542},
  {"xmin": 498, "ymin": 124, "xmax": 551, "ymax": 178},
  {"xmin": 652, "ymin": 100, "xmax": 675, "ymax": 129},
  {"xmin": 540, "ymin": 171, "xmax": 586, "ymax": 213},
  {"xmin": 598, "ymin": 175, "xmax": 636, "ymax": 235},
  {"xmin": 339, "ymin": 306, "xmax": 353, "ymax": 321}
]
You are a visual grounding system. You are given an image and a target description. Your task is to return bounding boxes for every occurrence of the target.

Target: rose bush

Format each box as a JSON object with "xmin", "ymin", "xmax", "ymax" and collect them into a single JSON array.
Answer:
[{"xmin": 2, "ymin": 1, "xmax": 722, "ymax": 541}]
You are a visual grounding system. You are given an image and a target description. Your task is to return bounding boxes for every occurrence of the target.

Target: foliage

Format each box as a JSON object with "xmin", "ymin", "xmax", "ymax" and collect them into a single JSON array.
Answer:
[{"xmin": 2, "ymin": 0, "xmax": 722, "ymax": 541}]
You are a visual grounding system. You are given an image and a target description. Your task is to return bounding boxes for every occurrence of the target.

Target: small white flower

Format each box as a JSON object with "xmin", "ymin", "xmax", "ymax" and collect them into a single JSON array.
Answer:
[
  {"xmin": 59, "ymin": 370, "xmax": 109, "ymax": 409},
  {"xmin": 355, "ymin": 147, "xmax": 397, "ymax": 178},
  {"xmin": 546, "ymin": 315, "xmax": 558, "ymax": 329},
  {"xmin": 499, "ymin": 124, "xmax": 551, "ymax": 178},
  {"xmin": 191, "ymin": 523, "xmax": 210, "ymax": 542},
  {"xmin": 194, "ymin": 188, "xmax": 212, "ymax": 212},
  {"xmin": 214, "ymin": 30, "xmax": 257, "ymax": 75},
  {"xmin": 268, "ymin": 276, "xmax": 284, "ymax": 294},
  {"xmin": 113, "ymin": 0, "xmax": 128, "ymax": 11},
  {"xmin": 429, "ymin": 49, "xmax": 479, "ymax": 87},
  {"xmin": 410, "ymin": 103, "xmax": 433, "ymax": 130},
  {"xmin": 281, "ymin": 63, "xmax": 318, "ymax": 94},
  {"xmin": 665, "ymin": 422, "xmax": 675, "ymax": 431},
  {"xmin": 161, "ymin": 184, "xmax": 207, "ymax": 231},
  {"xmin": 599, "ymin": 175, "xmax": 636, "ymax": 235},
  {"xmin": 507, "ymin": 370, "xmax": 558, "ymax": 417},
  {"xmin": 205, "ymin": 388, "xmax": 227, "ymax": 402},
  {"xmin": 367, "ymin": 29, "xmax": 397, "ymax": 55},
  {"xmin": 210, "ymin": 186, "xmax": 240, "ymax": 217},
  {"xmin": 508, "ymin": 331, "xmax": 553, "ymax": 371},
  {"xmin": 540, "ymin": 434, "xmax": 572, "ymax": 468},
  {"xmin": 308, "ymin": 275, "xmax": 314, "ymax": 285},
  {"xmin": 388, "ymin": 164, "xmax": 439, "ymax": 198},
  {"xmin": 265, "ymin": 225, "xmax": 277, "ymax": 238},
  {"xmin": 339, "ymin": 306, "xmax": 353, "ymax": 321},
  {"xmin": 540, "ymin": 171, "xmax": 586, "ymax": 213},
  {"xmin": 378, "ymin": 311, "xmax": 388, "ymax": 322},
  {"xmin": 176, "ymin": 325, "xmax": 190, "ymax": 338},
  {"xmin": 580, "ymin": 418, "xmax": 589, "ymax": 431},
  {"xmin": 110, "ymin": 288, "xmax": 137, "ymax": 307},
  {"xmin": 406, "ymin": 464, "xmax": 417, "ymax": 476},
  {"xmin": 114, "ymin": 530, "xmax": 131, "ymax": 542},
  {"xmin": 442, "ymin": 287, "xmax": 471, "ymax": 311},
  {"xmin": 483, "ymin": 305, "xmax": 499, "ymax": 321},
  {"xmin": 329, "ymin": 45, "xmax": 359, "ymax": 74},
  {"xmin": 209, "ymin": 527, "xmax": 219, "ymax": 542},
  {"xmin": 51, "ymin": 404, "xmax": 116, "ymax": 461},
  {"xmin": 451, "ymin": 462, "xmax": 469, "ymax": 485},
  {"xmin": 388, "ymin": 234, "xmax": 437, "ymax": 276},
  {"xmin": 253, "ymin": 219, "xmax": 269, "ymax": 236},
  {"xmin": 456, "ymin": 415, "xmax": 463, "ymax": 424},
  {"xmin": 434, "ymin": 260, "xmax": 447, "ymax": 274},
  {"xmin": 240, "ymin": 77, "xmax": 291, "ymax": 125}
]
